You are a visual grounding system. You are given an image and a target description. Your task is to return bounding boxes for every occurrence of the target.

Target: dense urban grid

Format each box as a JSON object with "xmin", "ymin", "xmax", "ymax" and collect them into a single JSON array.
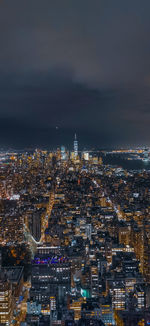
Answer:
[{"xmin": 0, "ymin": 137, "xmax": 150, "ymax": 326}]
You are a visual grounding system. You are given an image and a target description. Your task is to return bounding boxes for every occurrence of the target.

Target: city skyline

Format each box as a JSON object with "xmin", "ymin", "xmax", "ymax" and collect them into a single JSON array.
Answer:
[
  {"xmin": 0, "ymin": 149, "xmax": 150, "ymax": 325},
  {"xmin": 0, "ymin": 3, "xmax": 150, "ymax": 324}
]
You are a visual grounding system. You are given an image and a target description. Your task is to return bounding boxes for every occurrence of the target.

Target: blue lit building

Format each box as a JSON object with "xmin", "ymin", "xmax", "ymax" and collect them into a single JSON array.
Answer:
[
  {"xmin": 74, "ymin": 134, "xmax": 78, "ymax": 159},
  {"xmin": 61, "ymin": 146, "xmax": 66, "ymax": 160}
]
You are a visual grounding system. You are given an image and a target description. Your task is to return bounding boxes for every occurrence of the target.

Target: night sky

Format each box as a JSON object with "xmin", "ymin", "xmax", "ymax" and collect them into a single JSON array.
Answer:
[{"xmin": 1, "ymin": 0, "xmax": 150, "ymax": 149}]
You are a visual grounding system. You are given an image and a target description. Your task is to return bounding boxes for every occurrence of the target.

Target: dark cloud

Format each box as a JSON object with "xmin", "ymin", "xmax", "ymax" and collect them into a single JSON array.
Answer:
[{"xmin": 0, "ymin": 0, "xmax": 150, "ymax": 148}]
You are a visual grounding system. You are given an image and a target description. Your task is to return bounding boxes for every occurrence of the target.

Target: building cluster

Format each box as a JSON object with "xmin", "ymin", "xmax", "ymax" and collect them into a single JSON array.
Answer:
[
  {"xmin": 0, "ymin": 140, "xmax": 149, "ymax": 325},
  {"xmin": 0, "ymin": 250, "xmax": 24, "ymax": 325},
  {"xmin": 26, "ymin": 159, "xmax": 150, "ymax": 325}
]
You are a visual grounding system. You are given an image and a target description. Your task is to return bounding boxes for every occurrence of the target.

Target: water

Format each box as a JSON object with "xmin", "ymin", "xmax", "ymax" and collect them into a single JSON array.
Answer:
[{"xmin": 103, "ymin": 154, "xmax": 150, "ymax": 171}]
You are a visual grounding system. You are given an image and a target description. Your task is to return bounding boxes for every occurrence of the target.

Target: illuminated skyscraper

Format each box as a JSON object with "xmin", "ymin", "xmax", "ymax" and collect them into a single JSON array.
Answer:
[
  {"xmin": 74, "ymin": 133, "xmax": 78, "ymax": 159},
  {"xmin": 61, "ymin": 146, "xmax": 66, "ymax": 160},
  {"xmin": 0, "ymin": 273, "xmax": 13, "ymax": 325},
  {"xmin": 30, "ymin": 251, "xmax": 71, "ymax": 309},
  {"xmin": 82, "ymin": 151, "xmax": 89, "ymax": 161}
]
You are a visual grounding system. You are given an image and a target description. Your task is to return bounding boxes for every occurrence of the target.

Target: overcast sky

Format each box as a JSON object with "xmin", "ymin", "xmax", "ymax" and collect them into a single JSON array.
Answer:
[{"xmin": 0, "ymin": 0, "xmax": 150, "ymax": 149}]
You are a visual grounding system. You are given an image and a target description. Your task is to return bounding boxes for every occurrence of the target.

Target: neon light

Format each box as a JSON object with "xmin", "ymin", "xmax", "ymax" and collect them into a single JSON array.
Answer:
[{"xmin": 33, "ymin": 256, "xmax": 68, "ymax": 264}]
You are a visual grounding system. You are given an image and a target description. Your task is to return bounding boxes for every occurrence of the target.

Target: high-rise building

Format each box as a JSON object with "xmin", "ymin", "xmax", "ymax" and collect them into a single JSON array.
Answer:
[
  {"xmin": 112, "ymin": 282, "xmax": 126, "ymax": 311},
  {"xmin": 0, "ymin": 273, "xmax": 13, "ymax": 325},
  {"xmin": 30, "ymin": 251, "xmax": 71, "ymax": 310},
  {"xmin": 29, "ymin": 212, "xmax": 41, "ymax": 242},
  {"xmin": 74, "ymin": 134, "xmax": 78, "ymax": 159},
  {"xmin": 82, "ymin": 152, "xmax": 89, "ymax": 161},
  {"xmin": 61, "ymin": 146, "xmax": 66, "ymax": 160}
]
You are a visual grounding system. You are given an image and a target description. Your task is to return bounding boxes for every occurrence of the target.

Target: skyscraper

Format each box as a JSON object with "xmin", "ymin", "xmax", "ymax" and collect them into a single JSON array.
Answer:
[
  {"xmin": 61, "ymin": 146, "xmax": 66, "ymax": 160},
  {"xmin": 30, "ymin": 250, "xmax": 71, "ymax": 311},
  {"xmin": 0, "ymin": 273, "xmax": 13, "ymax": 325},
  {"xmin": 30, "ymin": 212, "xmax": 41, "ymax": 242},
  {"xmin": 74, "ymin": 134, "xmax": 78, "ymax": 159}
]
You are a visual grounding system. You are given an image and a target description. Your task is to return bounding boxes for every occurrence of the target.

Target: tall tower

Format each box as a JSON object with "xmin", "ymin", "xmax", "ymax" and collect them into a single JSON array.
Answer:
[{"xmin": 74, "ymin": 133, "xmax": 78, "ymax": 159}]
